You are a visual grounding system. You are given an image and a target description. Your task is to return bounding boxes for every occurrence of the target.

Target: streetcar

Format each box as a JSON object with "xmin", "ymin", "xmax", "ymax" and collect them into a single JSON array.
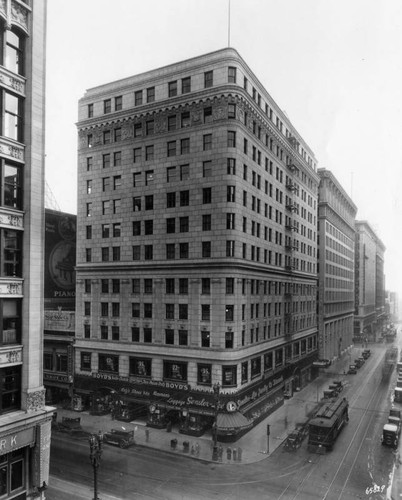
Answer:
[{"xmin": 308, "ymin": 397, "xmax": 349, "ymax": 451}]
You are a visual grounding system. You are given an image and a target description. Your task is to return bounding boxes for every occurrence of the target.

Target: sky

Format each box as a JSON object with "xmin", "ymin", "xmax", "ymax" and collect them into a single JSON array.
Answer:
[{"xmin": 45, "ymin": 0, "xmax": 402, "ymax": 293}]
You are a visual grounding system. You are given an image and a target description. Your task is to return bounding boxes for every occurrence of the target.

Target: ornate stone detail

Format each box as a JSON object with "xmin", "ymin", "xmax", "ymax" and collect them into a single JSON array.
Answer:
[
  {"xmin": 11, "ymin": 1, "xmax": 28, "ymax": 32},
  {"xmin": 7, "ymin": 350, "xmax": 19, "ymax": 363},
  {"xmin": 9, "ymin": 146, "xmax": 23, "ymax": 160},
  {"xmin": 191, "ymin": 109, "xmax": 202, "ymax": 123},
  {"xmin": 121, "ymin": 123, "xmax": 133, "ymax": 141},
  {"xmin": 154, "ymin": 116, "xmax": 166, "ymax": 134},
  {"xmin": 7, "ymin": 282, "xmax": 21, "ymax": 294},
  {"xmin": 9, "ymin": 77, "xmax": 23, "ymax": 93},
  {"xmin": 212, "ymin": 106, "xmax": 226, "ymax": 120},
  {"xmin": 26, "ymin": 389, "xmax": 46, "ymax": 412},
  {"xmin": 0, "ymin": 0, "xmax": 6, "ymax": 17},
  {"xmin": 0, "ymin": 211, "xmax": 23, "ymax": 230}
]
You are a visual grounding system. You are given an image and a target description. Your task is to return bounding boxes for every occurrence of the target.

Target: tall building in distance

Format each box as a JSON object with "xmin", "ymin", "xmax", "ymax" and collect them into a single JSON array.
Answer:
[
  {"xmin": 75, "ymin": 48, "xmax": 320, "ymax": 440},
  {"xmin": 0, "ymin": 0, "xmax": 53, "ymax": 498},
  {"xmin": 317, "ymin": 169, "xmax": 357, "ymax": 361},
  {"xmin": 354, "ymin": 221, "xmax": 385, "ymax": 342}
]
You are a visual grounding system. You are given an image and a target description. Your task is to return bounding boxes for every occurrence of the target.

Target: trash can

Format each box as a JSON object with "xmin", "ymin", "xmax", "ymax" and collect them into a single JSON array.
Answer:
[
  {"xmin": 183, "ymin": 441, "xmax": 189, "ymax": 453},
  {"xmin": 226, "ymin": 447, "xmax": 232, "ymax": 460},
  {"xmin": 233, "ymin": 448, "xmax": 237, "ymax": 461},
  {"xmin": 170, "ymin": 439, "xmax": 177, "ymax": 450},
  {"xmin": 237, "ymin": 447, "xmax": 242, "ymax": 462}
]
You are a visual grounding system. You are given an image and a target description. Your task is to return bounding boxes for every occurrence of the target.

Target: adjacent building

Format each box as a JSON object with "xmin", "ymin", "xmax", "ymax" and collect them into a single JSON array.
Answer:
[
  {"xmin": 317, "ymin": 169, "xmax": 357, "ymax": 361},
  {"xmin": 354, "ymin": 221, "xmax": 385, "ymax": 342},
  {"xmin": 0, "ymin": 1, "xmax": 53, "ymax": 498},
  {"xmin": 75, "ymin": 48, "xmax": 320, "ymax": 440},
  {"xmin": 43, "ymin": 209, "xmax": 76, "ymax": 405}
]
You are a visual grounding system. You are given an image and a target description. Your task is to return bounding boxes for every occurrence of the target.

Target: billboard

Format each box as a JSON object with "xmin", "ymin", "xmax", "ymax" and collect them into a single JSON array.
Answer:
[{"xmin": 44, "ymin": 210, "xmax": 76, "ymax": 309}]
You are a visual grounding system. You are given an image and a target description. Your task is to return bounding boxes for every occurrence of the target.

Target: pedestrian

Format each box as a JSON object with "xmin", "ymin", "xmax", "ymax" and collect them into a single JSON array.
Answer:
[{"xmin": 145, "ymin": 428, "xmax": 150, "ymax": 442}]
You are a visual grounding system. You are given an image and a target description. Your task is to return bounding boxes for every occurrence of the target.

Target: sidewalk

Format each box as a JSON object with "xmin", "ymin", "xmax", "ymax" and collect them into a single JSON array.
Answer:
[{"xmin": 52, "ymin": 346, "xmax": 372, "ymax": 465}]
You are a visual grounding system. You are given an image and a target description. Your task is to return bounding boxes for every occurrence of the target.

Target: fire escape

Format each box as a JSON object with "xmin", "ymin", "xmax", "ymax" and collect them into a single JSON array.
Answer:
[{"xmin": 284, "ymin": 136, "xmax": 300, "ymax": 338}]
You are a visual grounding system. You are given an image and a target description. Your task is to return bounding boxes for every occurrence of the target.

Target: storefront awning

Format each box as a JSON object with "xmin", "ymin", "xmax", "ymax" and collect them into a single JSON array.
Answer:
[{"xmin": 217, "ymin": 412, "xmax": 251, "ymax": 431}]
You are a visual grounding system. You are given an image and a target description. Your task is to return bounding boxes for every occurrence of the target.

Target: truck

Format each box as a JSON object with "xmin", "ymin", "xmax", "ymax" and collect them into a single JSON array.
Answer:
[
  {"xmin": 381, "ymin": 423, "xmax": 400, "ymax": 448},
  {"xmin": 382, "ymin": 347, "xmax": 399, "ymax": 380}
]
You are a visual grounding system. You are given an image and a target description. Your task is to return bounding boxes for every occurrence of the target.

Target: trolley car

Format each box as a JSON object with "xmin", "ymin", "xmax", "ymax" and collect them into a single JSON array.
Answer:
[{"xmin": 308, "ymin": 397, "xmax": 349, "ymax": 451}]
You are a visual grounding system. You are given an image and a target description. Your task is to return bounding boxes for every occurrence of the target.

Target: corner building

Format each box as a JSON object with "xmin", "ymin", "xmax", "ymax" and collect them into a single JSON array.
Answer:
[
  {"xmin": 0, "ymin": 1, "xmax": 53, "ymax": 498},
  {"xmin": 317, "ymin": 169, "xmax": 357, "ymax": 361},
  {"xmin": 75, "ymin": 48, "xmax": 319, "ymax": 441}
]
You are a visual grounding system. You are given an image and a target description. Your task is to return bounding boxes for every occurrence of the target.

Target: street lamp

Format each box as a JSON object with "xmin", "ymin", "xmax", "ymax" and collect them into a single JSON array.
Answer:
[
  {"xmin": 212, "ymin": 382, "xmax": 220, "ymax": 461},
  {"xmin": 89, "ymin": 431, "xmax": 103, "ymax": 500}
]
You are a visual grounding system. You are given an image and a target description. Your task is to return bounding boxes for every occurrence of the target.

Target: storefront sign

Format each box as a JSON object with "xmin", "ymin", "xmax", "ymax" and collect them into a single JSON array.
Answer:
[
  {"xmin": 0, "ymin": 426, "xmax": 35, "ymax": 456},
  {"xmin": 0, "ymin": 348, "xmax": 22, "ymax": 366},
  {"xmin": 236, "ymin": 375, "xmax": 284, "ymax": 410},
  {"xmin": 44, "ymin": 373, "xmax": 70, "ymax": 383},
  {"xmin": 44, "ymin": 309, "xmax": 75, "ymax": 332}
]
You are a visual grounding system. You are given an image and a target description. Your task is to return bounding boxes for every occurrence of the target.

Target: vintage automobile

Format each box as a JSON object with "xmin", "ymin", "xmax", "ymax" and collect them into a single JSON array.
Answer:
[
  {"xmin": 347, "ymin": 365, "xmax": 357, "ymax": 374},
  {"xmin": 103, "ymin": 429, "xmax": 135, "ymax": 449}
]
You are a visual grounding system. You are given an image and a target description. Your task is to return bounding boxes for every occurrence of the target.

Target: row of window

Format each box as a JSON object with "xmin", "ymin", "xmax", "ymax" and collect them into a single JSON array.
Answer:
[
  {"xmin": 80, "ymin": 336, "xmax": 316, "ymax": 386},
  {"xmin": 83, "ymin": 277, "xmax": 316, "ymax": 297}
]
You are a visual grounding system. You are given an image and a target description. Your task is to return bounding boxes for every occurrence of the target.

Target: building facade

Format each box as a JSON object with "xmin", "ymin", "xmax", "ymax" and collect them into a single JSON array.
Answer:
[
  {"xmin": 0, "ymin": 1, "xmax": 53, "ymax": 498},
  {"xmin": 43, "ymin": 209, "xmax": 76, "ymax": 405},
  {"xmin": 75, "ymin": 48, "xmax": 319, "ymax": 440},
  {"xmin": 317, "ymin": 169, "xmax": 357, "ymax": 361},
  {"xmin": 354, "ymin": 221, "xmax": 385, "ymax": 342}
]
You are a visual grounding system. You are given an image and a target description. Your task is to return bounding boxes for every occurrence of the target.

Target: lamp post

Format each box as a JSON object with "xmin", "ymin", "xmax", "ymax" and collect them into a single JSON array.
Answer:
[
  {"xmin": 89, "ymin": 431, "xmax": 103, "ymax": 500},
  {"xmin": 212, "ymin": 382, "xmax": 220, "ymax": 461}
]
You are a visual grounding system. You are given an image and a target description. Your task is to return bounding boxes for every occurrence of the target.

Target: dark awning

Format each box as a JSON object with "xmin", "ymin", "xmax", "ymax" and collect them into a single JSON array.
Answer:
[{"xmin": 217, "ymin": 412, "xmax": 251, "ymax": 431}]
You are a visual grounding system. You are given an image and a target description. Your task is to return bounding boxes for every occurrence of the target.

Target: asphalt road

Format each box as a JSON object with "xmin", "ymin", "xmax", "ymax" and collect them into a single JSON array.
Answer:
[{"xmin": 48, "ymin": 347, "xmax": 401, "ymax": 500}]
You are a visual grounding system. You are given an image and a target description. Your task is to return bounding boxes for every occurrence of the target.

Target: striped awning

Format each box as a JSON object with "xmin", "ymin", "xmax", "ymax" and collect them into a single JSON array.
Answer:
[{"xmin": 217, "ymin": 411, "xmax": 251, "ymax": 431}]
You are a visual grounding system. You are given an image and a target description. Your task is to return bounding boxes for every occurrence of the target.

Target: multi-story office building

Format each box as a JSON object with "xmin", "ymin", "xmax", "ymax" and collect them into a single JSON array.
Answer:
[
  {"xmin": 43, "ymin": 209, "xmax": 76, "ymax": 406},
  {"xmin": 75, "ymin": 48, "xmax": 319, "ymax": 440},
  {"xmin": 0, "ymin": 1, "xmax": 53, "ymax": 498},
  {"xmin": 317, "ymin": 169, "xmax": 357, "ymax": 361},
  {"xmin": 354, "ymin": 221, "xmax": 385, "ymax": 342}
]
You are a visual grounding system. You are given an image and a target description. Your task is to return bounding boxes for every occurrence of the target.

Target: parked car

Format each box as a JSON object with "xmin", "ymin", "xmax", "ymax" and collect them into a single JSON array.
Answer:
[
  {"xmin": 362, "ymin": 350, "xmax": 371, "ymax": 359},
  {"xmin": 348, "ymin": 365, "xmax": 357, "ymax": 374},
  {"xmin": 103, "ymin": 429, "xmax": 135, "ymax": 449},
  {"xmin": 354, "ymin": 358, "xmax": 365, "ymax": 368}
]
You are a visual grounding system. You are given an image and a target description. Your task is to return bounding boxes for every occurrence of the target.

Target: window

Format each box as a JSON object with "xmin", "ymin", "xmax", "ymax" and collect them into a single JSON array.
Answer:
[
  {"xmin": 201, "ymin": 331, "xmax": 210, "ymax": 347},
  {"xmin": 145, "ymin": 195, "xmax": 153, "ymax": 210},
  {"xmin": 203, "ymin": 160, "xmax": 212, "ymax": 177},
  {"xmin": 144, "ymin": 245, "xmax": 153, "ymax": 260},
  {"xmin": 101, "ymin": 247, "xmax": 109, "ymax": 262},
  {"xmin": 130, "ymin": 358, "xmax": 151, "ymax": 377},
  {"xmin": 103, "ymin": 130, "xmax": 111, "ymax": 144},
  {"xmin": 227, "ymin": 130, "xmax": 236, "ymax": 147},
  {"xmin": 167, "ymin": 141, "xmax": 176, "ymax": 157},
  {"xmin": 204, "ymin": 107, "xmax": 212, "ymax": 123},
  {"xmin": 81, "ymin": 352, "xmax": 91, "ymax": 371},
  {"xmin": 204, "ymin": 70, "xmax": 213, "ymax": 88},
  {"xmin": 201, "ymin": 304, "xmax": 210, "ymax": 321},
  {"xmin": 4, "ymin": 92, "xmax": 22, "ymax": 141},
  {"xmin": 2, "ymin": 163, "xmax": 22, "ymax": 209},
  {"xmin": 112, "ymin": 279, "xmax": 120, "ymax": 293},
  {"xmin": 143, "ymin": 278, "xmax": 153, "ymax": 294},
  {"xmin": 131, "ymin": 327, "xmax": 140, "ymax": 342},
  {"xmin": 251, "ymin": 357, "xmax": 261, "ymax": 379},
  {"xmin": 203, "ymin": 188, "xmax": 211, "ymax": 204},
  {"xmin": 113, "ymin": 199, "xmax": 121, "ymax": 214},
  {"xmin": 144, "ymin": 303, "xmax": 153, "ymax": 319},
  {"xmin": 180, "ymin": 138, "xmax": 190, "ymax": 154},
  {"xmin": 241, "ymin": 361, "xmax": 248, "ymax": 383},
  {"xmin": 87, "ymin": 134, "xmax": 93, "ymax": 147},
  {"xmin": 164, "ymin": 361, "xmax": 187, "ymax": 381},
  {"xmin": 0, "ymin": 366, "xmax": 21, "ymax": 413},
  {"xmin": 86, "ymin": 157, "xmax": 93, "ymax": 171},
  {"xmin": 166, "ymin": 304, "xmax": 175, "ymax": 320},
  {"xmin": 166, "ymin": 192, "xmax": 176, "ymax": 208},
  {"xmin": 113, "ymin": 175, "xmax": 121, "ymax": 190},
  {"xmin": 179, "ymin": 279, "xmax": 188, "ymax": 295},
  {"xmin": 145, "ymin": 145, "xmax": 154, "ymax": 161},
  {"xmin": 104, "ymin": 99, "xmax": 111, "ymax": 113},
  {"xmin": 84, "ymin": 302, "xmax": 91, "ymax": 316},
  {"xmin": 135, "ymin": 90, "xmax": 143, "ymax": 106},
  {"xmin": 87, "ymin": 103, "xmax": 93, "ymax": 118},
  {"xmin": 226, "ymin": 278, "xmax": 234, "ymax": 294},
  {"xmin": 228, "ymin": 66, "xmax": 237, "ymax": 83},
  {"xmin": 146, "ymin": 120, "xmax": 154, "ymax": 135},
  {"xmin": 113, "ymin": 222, "xmax": 121, "ymax": 237},
  {"xmin": 132, "ymin": 303, "xmax": 140, "ymax": 318},
  {"xmin": 225, "ymin": 331, "xmax": 234, "ymax": 349},
  {"xmin": 114, "ymin": 128, "xmax": 121, "ymax": 142},
  {"xmin": 227, "ymin": 158, "xmax": 236, "ymax": 175},
  {"xmin": 181, "ymin": 111, "xmax": 190, "ymax": 128},
  {"xmin": 165, "ymin": 278, "xmax": 175, "ymax": 294},
  {"xmin": 85, "ymin": 248, "xmax": 92, "ymax": 262},
  {"xmin": 180, "ymin": 164, "xmax": 189, "ymax": 181},
  {"xmin": 168, "ymin": 115, "xmax": 176, "ymax": 131},
  {"xmin": 202, "ymin": 241, "xmax": 211, "ymax": 258},
  {"xmin": 145, "ymin": 171, "xmax": 154, "ymax": 185},
  {"xmin": 222, "ymin": 365, "xmax": 237, "ymax": 386},
  {"xmin": 225, "ymin": 305, "xmax": 234, "ymax": 321},
  {"xmin": 168, "ymin": 80, "xmax": 177, "ymax": 97},
  {"xmin": 203, "ymin": 134, "xmax": 212, "ymax": 151},
  {"xmin": 179, "ymin": 242, "xmax": 189, "ymax": 258},
  {"xmin": 202, "ymin": 214, "xmax": 211, "ymax": 231},
  {"xmin": 132, "ymin": 245, "xmax": 141, "ymax": 260},
  {"xmin": 5, "ymin": 29, "xmax": 24, "ymax": 75},
  {"xmin": 103, "ymin": 153, "xmax": 110, "ymax": 168},
  {"xmin": 201, "ymin": 278, "xmax": 210, "ymax": 295},
  {"xmin": 179, "ymin": 330, "xmax": 188, "ymax": 346},
  {"xmin": 144, "ymin": 328, "xmax": 152, "ymax": 343},
  {"xmin": 84, "ymin": 279, "xmax": 91, "ymax": 293},
  {"xmin": 227, "ymin": 186, "xmax": 235, "ymax": 202},
  {"xmin": 1, "ymin": 229, "xmax": 22, "ymax": 277},
  {"xmin": 132, "ymin": 221, "xmax": 141, "ymax": 236},
  {"xmin": 179, "ymin": 304, "xmax": 188, "ymax": 320},
  {"xmin": 102, "ymin": 177, "xmax": 110, "ymax": 191},
  {"xmin": 144, "ymin": 219, "xmax": 153, "ymax": 235},
  {"xmin": 180, "ymin": 190, "xmax": 189, "ymax": 206},
  {"xmin": 112, "ymin": 302, "xmax": 120, "ymax": 317},
  {"xmin": 198, "ymin": 364, "xmax": 212, "ymax": 385},
  {"xmin": 179, "ymin": 216, "xmax": 189, "ymax": 232},
  {"xmin": 132, "ymin": 279, "xmax": 140, "ymax": 294},
  {"xmin": 166, "ymin": 244, "xmax": 175, "ymax": 259},
  {"xmin": 181, "ymin": 77, "xmax": 191, "ymax": 94},
  {"xmin": 112, "ymin": 246, "xmax": 120, "ymax": 261},
  {"xmin": 99, "ymin": 354, "xmax": 119, "ymax": 373},
  {"xmin": 101, "ymin": 302, "xmax": 109, "ymax": 317},
  {"xmin": 114, "ymin": 151, "xmax": 121, "ymax": 166},
  {"xmin": 134, "ymin": 123, "xmax": 142, "ymax": 137},
  {"xmin": 228, "ymin": 103, "xmax": 236, "ymax": 119},
  {"xmin": 166, "ymin": 218, "xmax": 175, "ymax": 234},
  {"xmin": 115, "ymin": 95, "xmax": 122, "ymax": 111},
  {"xmin": 226, "ymin": 213, "xmax": 235, "ymax": 230},
  {"xmin": 146, "ymin": 86, "xmax": 155, "ymax": 103},
  {"xmin": 101, "ymin": 279, "xmax": 109, "ymax": 293},
  {"xmin": 226, "ymin": 240, "xmax": 235, "ymax": 257},
  {"xmin": 166, "ymin": 166, "xmax": 176, "ymax": 182}
]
